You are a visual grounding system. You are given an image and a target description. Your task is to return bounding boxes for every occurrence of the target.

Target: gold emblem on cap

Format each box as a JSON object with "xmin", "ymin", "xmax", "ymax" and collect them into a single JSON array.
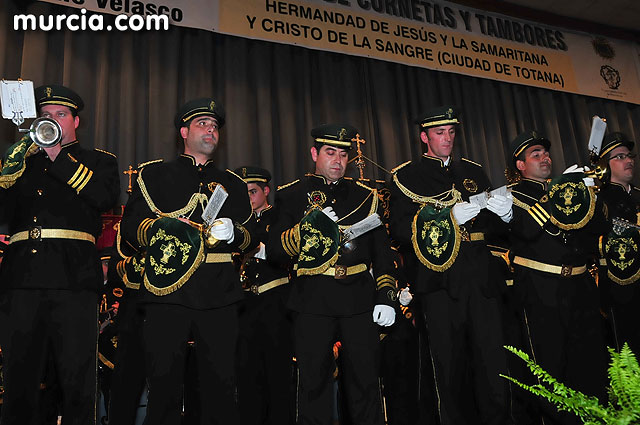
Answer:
[
  {"xmin": 532, "ymin": 131, "xmax": 538, "ymax": 139},
  {"xmin": 45, "ymin": 87, "xmax": 52, "ymax": 98},
  {"xmin": 242, "ymin": 167, "xmax": 247, "ymax": 177},
  {"xmin": 463, "ymin": 179, "xmax": 478, "ymax": 193},
  {"xmin": 446, "ymin": 108, "xmax": 453, "ymax": 119},
  {"xmin": 338, "ymin": 128, "xmax": 347, "ymax": 141},
  {"xmin": 209, "ymin": 101, "xmax": 215, "ymax": 111}
]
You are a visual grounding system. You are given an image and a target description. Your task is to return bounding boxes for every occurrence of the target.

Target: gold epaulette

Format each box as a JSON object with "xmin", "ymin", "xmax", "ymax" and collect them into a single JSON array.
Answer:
[
  {"xmin": 391, "ymin": 160, "xmax": 412, "ymax": 174},
  {"xmin": 226, "ymin": 168, "xmax": 245, "ymax": 182},
  {"xmin": 461, "ymin": 157, "xmax": 482, "ymax": 167},
  {"xmin": 633, "ymin": 186, "xmax": 640, "ymax": 192},
  {"xmin": 137, "ymin": 159, "xmax": 163, "ymax": 169},
  {"xmin": 277, "ymin": 179, "xmax": 300, "ymax": 191},
  {"xmin": 94, "ymin": 148, "xmax": 116, "ymax": 158}
]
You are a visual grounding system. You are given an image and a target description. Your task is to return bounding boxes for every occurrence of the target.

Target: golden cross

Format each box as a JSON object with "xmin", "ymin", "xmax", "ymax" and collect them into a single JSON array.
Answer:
[
  {"xmin": 123, "ymin": 165, "xmax": 138, "ymax": 194},
  {"xmin": 352, "ymin": 133, "xmax": 367, "ymax": 180}
]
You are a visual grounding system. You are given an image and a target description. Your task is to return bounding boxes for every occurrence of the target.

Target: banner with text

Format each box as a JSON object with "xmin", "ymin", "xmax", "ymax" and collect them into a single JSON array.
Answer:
[{"xmin": 37, "ymin": 0, "xmax": 640, "ymax": 104}]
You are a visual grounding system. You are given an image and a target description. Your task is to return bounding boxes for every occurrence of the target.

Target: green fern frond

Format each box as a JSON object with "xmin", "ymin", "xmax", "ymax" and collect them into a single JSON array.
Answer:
[
  {"xmin": 502, "ymin": 346, "xmax": 610, "ymax": 422},
  {"xmin": 608, "ymin": 343, "xmax": 640, "ymax": 420}
]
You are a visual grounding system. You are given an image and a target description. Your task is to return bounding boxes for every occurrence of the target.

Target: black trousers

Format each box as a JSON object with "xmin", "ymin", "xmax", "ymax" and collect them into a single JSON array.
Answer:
[
  {"xmin": 518, "ymin": 272, "xmax": 607, "ymax": 425},
  {"xmin": 107, "ymin": 297, "xmax": 146, "ymax": 425},
  {"xmin": 420, "ymin": 284, "xmax": 510, "ymax": 425},
  {"xmin": 237, "ymin": 288, "xmax": 293, "ymax": 425},
  {"xmin": 293, "ymin": 311, "xmax": 384, "ymax": 425},
  {"xmin": 603, "ymin": 278, "xmax": 640, "ymax": 355},
  {"xmin": 141, "ymin": 303, "xmax": 239, "ymax": 425},
  {"xmin": 0, "ymin": 289, "xmax": 99, "ymax": 425}
]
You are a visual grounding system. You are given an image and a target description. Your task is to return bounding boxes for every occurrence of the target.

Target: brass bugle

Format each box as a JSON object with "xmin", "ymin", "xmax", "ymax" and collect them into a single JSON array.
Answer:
[
  {"xmin": 586, "ymin": 153, "xmax": 610, "ymax": 185},
  {"xmin": 19, "ymin": 117, "xmax": 62, "ymax": 148}
]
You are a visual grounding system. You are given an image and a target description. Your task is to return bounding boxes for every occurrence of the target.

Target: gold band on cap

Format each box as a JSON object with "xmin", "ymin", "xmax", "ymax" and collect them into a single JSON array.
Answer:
[
  {"xmin": 314, "ymin": 138, "xmax": 352, "ymax": 147},
  {"xmin": 420, "ymin": 118, "xmax": 460, "ymax": 128},
  {"xmin": 600, "ymin": 142, "xmax": 624, "ymax": 158},
  {"xmin": 38, "ymin": 100, "xmax": 78, "ymax": 109},
  {"xmin": 513, "ymin": 137, "xmax": 535, "ymax": 158},
  {"xmin": 244, "ymin": 177, "xmax": 269, "ymax": 183},
  {"xmin": 181, "ymin": 110, "xmax": 217, "ymax": 123}
]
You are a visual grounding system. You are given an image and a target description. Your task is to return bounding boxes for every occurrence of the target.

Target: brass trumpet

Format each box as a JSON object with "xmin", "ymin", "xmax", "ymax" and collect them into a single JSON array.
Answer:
[
  {"xmin": 586, "ymin": 153, "xmax": 610, "ymax": 185},
  {"xmin": 19, "ymin": 117, "xmax": 62, "ymax": 148}
]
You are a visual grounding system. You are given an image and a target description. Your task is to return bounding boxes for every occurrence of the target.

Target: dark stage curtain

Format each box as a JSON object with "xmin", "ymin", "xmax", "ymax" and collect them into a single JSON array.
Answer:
[{"xmin": 1, "ymin": 1, "xmax": 639, "ymax": 204}]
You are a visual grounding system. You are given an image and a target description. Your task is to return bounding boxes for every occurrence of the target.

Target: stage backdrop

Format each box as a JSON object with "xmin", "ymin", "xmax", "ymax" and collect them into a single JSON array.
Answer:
[
  {"xmin": 35, "ymin": 0, "xmax": 640, "ymax": 104},
  {"xmin": 0, "ymin": 0, "xmax": 639, "ymax": 205}
]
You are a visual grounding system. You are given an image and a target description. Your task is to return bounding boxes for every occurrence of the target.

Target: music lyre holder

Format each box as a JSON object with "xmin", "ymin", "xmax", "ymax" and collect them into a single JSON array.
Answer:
[{"xmin": 347, "ymin": 133, "xmax": 390, "ymax": 185}]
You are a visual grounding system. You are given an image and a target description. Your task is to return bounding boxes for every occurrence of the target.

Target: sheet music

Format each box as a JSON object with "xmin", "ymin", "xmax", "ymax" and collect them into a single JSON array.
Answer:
[{"xmin": 201, "ymin": 184, "xmax": 228, "ymax": 226}]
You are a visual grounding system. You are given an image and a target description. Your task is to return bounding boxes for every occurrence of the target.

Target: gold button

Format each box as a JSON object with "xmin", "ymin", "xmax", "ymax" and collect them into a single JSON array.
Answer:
[
  {"xmin": 31, "ymin": 249, "xmax": 37, "ymax": 254},
  {"xmin": 33, "ymin": 216, "xmax": 37, "ymax": 222},
  {"xmin": 37, "ymin": 189, "xmax": 43, "ymax": 196}
]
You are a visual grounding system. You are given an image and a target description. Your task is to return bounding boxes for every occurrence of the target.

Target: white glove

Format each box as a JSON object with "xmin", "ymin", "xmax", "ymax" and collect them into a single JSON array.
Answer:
[
  {"xmin": 487, "ymin": 194, "xmax": 513, "ymax": 223},
  {"xmin": 373, "ymin": 304, "xmax": 396, "ymax": 327},
  {"xmin": 210, "ymin": 218, "xmax": 235, "ymax": 243},
  {"xmin": 452, "ymin": 202, "xmax": 481, "ymax": 225},
  {"xmin": 321, "ymin": 206, "xmax": 339, "ymax": 222},
  {"xmin": 398, "ymin": 287, "xmax": 413, "ymax": 306},
  {"xmin": 562, "ymin": 164, "xmax": 594, "ymax": 186},
  {"xmin": 563, "ymin": 164, "xmax": 584, "ymax": 174},
  {"xmin": 254, "ymin": 242, "xmax": 266, "ymax": 260}
]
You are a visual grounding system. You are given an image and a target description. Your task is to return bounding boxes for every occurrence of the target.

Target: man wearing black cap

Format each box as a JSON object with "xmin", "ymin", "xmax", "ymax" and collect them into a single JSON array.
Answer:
[
  {"xmin": 120, "ymin": 98, "xmax": 254, "ymax": 425},
  {"xmin": 507, "ymin": 130, "xmax": 607, "ymax": 424},
  {"xmin": 267, "ymin": 124, "xmax": 397, "ymax": 425},
  {"xmin": 0, "ymin": 84, "xmax": 120, "ymax": 424},
  {"xmin": 596, "ymin": 132, "xmax": 640, "ymax": 354},
  {"xmin": 388, "ymin": 106, "xmax": 512, "ymax": 425},
  {"xmin": 234, "ymin": 166, "xmax": 293, "ymax": 425}
]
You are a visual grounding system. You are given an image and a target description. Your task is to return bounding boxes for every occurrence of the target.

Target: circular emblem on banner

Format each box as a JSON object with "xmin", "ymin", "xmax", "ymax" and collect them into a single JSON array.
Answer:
[
  {"xmin": 296, "ymin": 209, "xmax": 340, "ymax": 276},
  {"xmin": 547, "ymin": 174, "xmax": 596, "ymax": 230},
  {"xmin": 463, "ymin": 179, "xmax": 478, "ymax": 193},
  {"xmin": 144, "ymin": 218, "xmax": 204, "ymax": 296},
  {"xmin": 601, "ymin": 229, "xmax": 640, "ymax": 285},
  {"xmin": 411, "ymin": 205, "xmax": 461, "ymax": 272}
]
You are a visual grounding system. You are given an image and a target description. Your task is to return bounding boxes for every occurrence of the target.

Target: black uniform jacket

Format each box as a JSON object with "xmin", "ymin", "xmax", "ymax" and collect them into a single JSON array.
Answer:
[
  {"xmin": 241, "ymin": 205, "xmax": 290, "ymax": 289},
  {"xmin": 267, "ymin": 174, "xmax": 397, "ymax": 316},
  {"xmin": 389, "ymin": 155, "xmax": 505, "ymax": 297},
  {"xmin": 599, "ymin": 183, "xmax": 640, "ymax": 224},
  {"xmin": 0, "ymin": 141, "xmax": 120, "ymax": 291},
  {"xmin": 509, "ymin": 178, "xmax": 606, "ymax": 267},
  {"xmin": 120, "ymin": 154, "xmax": 254, "ymax": 309}
]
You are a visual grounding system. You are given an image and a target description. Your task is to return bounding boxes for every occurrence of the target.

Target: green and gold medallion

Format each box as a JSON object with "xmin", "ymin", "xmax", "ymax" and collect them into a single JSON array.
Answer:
[
  {"xmin": 601, "ymin": 228, "xmax": 640, "ymax": 285},
  {"xmin": 144, "ymin": 217, "xmax": 204, "ymax": 296},
  {"xmin": 296, "ymin": 208, "xmax": 340, "ymax": 276},
  {"xmin": 547, "ymin": 174, "xmax": 596, "ymax": 230},
  {"xmin": 411, "ymin": 205, "xmax": 461, "ymax": 272}
]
